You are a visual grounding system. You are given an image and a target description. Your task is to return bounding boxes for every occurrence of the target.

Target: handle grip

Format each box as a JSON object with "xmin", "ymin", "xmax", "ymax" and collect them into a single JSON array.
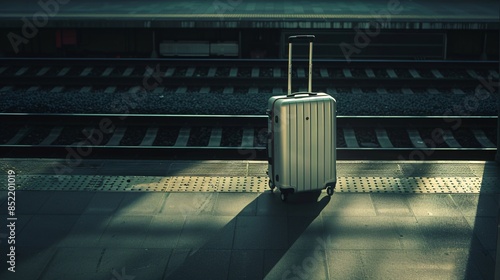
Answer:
[
  {"xmin": 287, "ymin": 92, "xmax": 317, "ymax": 97},
  {"xmin": 288, "ymin": 35, "xmax": 315, "ymax": 42}
]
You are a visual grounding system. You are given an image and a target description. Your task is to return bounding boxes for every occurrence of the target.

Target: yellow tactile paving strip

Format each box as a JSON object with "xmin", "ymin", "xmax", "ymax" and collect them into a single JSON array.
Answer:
[{"xmin": 1, "ymin": 174, "xmax": 498, "ymax": 194}]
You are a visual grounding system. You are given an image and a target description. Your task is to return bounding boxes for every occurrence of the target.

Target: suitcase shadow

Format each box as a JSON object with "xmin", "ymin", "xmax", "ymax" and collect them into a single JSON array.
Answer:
[
  {"xmin": 165, "ymin": 191, "xmax": 330, "ymax": 279},
  {"xmin": 279, "ymin": 189, "xmax": 326, "ymax": 204}
]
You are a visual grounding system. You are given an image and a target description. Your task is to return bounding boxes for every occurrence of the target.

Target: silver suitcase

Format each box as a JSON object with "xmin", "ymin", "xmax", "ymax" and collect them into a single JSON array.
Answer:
[{"xmin": 267, "ymin": 35, "xmax": 337, "ymax": 202}]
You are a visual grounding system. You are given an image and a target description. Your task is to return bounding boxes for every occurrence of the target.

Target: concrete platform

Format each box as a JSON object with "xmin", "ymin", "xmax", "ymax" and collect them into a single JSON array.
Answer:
[
  {"xmin": 0, "ymin": 0, "xmax": 498, "ymax": 29},
  {"xmin": 0, "ymin": 159, "xmax": 498, "ymax": 279}
]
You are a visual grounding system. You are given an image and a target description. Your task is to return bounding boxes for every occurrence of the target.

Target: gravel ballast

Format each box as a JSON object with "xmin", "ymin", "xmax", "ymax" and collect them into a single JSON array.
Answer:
[{"xmin": 0, "ymin": 89, "xmax": 497, "ymax": 116}]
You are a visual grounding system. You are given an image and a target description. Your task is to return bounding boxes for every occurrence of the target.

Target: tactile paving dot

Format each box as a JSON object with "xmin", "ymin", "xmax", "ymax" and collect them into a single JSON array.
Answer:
[{"xmin": 0, "ymin": 175, "xmax": 497, "ymax": 194}]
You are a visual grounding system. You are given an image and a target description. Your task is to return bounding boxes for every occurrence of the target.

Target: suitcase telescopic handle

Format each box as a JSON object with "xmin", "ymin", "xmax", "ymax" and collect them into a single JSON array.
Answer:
[
  {"xmin": 288, "ymin": 35, "xmax": 315, "ymax": 42},
  {"xmin": 287, "ymin": 35, "xmax": 315, "ymax": 96}
]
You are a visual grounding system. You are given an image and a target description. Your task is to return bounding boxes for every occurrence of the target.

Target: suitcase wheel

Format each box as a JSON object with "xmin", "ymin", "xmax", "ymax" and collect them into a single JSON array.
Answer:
[
  {"xmin": 268, "ymin": 180, "xmax": 276, "ymax": 192},
  {"xmin": 326, "ymin": 186, "xmax": 334, "ymax": 196},
  {"xmin": 280, "ymin": 192, "xmax": 288, "ymax": 202}
]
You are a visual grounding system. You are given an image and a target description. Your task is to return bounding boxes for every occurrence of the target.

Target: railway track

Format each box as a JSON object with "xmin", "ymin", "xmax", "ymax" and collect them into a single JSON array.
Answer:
[
  {"xmin": 0, "ymin": 58, "xmax": 498, "ymax": 93},
  {"xmin": 0, "ymin": 113, "xmax": 496, "ymax": 160}
]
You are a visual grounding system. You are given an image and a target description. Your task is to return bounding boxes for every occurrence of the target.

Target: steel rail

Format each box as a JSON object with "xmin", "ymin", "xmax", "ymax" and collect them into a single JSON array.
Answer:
[
  {"xmin": 0, "ymin": 113, "xmax": 495, "ymax": 128},
  {"xmin": 0, "ymin": 59, "xmax": 497, "ymax": 89},
  {"xmin": 0, "ymin": 57, "xmax": 497, "ymax": 68},
  {"xmin": 0, "ymin": 113, "xmax": 496, "ymax": 160}
]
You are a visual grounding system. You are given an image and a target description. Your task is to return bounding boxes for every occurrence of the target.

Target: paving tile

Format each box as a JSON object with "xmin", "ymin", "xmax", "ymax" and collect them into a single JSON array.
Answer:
[
  {"xmin": 256, "ymin": 192, "xmax": 288, "ymax": 216},
  {"xmin": 84, "ymin": 192, "xmax": 125, "ymax": 214},
  {"xmin": 338, "ymin": 161, "xmax": 404, "ymax": 177},
  {"xmin": 416, "ymin": 216, "xmax": 476, "ymax": 249},
  {"xmin": 161, "ymin": 193, "xmax": 216, "ymax": 216},
  {"xmin": 38, "ymin": 247, "xmax": 104, "ymax": 280},
  {"xmin": 287, "ymin": 215, "xmax": 325, "ymax": 250},
  {"xmin": 38, "ymin": 191, "xmax": 94, "ymax": 214},
  {"xmin": 284, "ymin": 192, "xmax": 331, "ymax": 217},
  {"xmin": 99, "ymin": 161, "xmax": 171, "ymax": 176},
  {"xmin": 399, "ymin": 163, "xmax": 476, "ymax": 177},
  {"xmin": 283, "ymin": 190, "xmax": 328, "ymax": 208},
  {"xmin": 143, "ymin": 214, "xmax": 185, "ymax": 248},
  {"xmin": 16, "ymin": 215, "xmax": 79, "ymax": 247},
  {"xmin": 213, "ymin": 193, "xmax": 258, "ymax": 216},
  {"xmin": 464, "ymin": 216, "xmax": 497, "ymax": 250},
  {"xmin": 98, "ymin": 215, "xmax": 153, "ymax": 248},
  {"xmin": 164, "ymin": 249, "xmax": 191, "ymax": 277},
  {"xmin": 370, "ymin": 193, "xmax": 414, "ymax": 216},
  {"xmin": 469, "ymin": 247, "xmax": 496, "ymax": 279},
  {"xmin": 99, "ymin": 248, "xmax": 171, "ymax": 280},
  {"xmin": 263, "ymin": 249, "xmax": 285, "ymax": 279},
  {"xmin": 177, "ymin": 215, "xmax": 235, "ymax": 249},
  {"xmin": 164, "ymin": 249, "xmax": 231, "ymax": 280},
  {"xmin": 167, "ymin": 161, "xmax": 247, "ymax": 176},
  {"xmin": 248, "ymin": 163, "xmax": 267, "ymax": 176},
  {"xmin": 48, "ymin": 162, "xmax": 102, "ymax": 176},
  {"xmin": 391, "ymin": 217, "xmax": 428, "ymax": 249},
  {"xmin": 0, "ymin": 247, "xmax": 56, "ymax": 280},
  {"xmin": 323, "ymin": 217, "xmax": 402, "ymax": 249},
  {"xmin": 234, "ymin": 216, "xmax": 287, "ymax": 250},
  {"xmin": 326, "ymin": 250, "xmax": 367, "ymax": 279},
  {"xmin": 116, "ymin": 192, "xmax": 167, "ymax": 215},
  {"xmin": 471, "ymin": 162, "xmax": 500, "ymax": 178},
  {"xmin": 406, "ymin": 194, "xmax": 462, "ymax": 216},
  {"xmin": 359, "ymin": 249, "xmax": 483, "ymax": 280},
  {"xmin": 58, "ymin": 215, "xmax": 112, "ymax": 247},
  {"xmin": 263, "ymin": 249, "xmax": 328, "ymax": 280},
  {"xmin": 228, "ymin": 250, "xmax": 264, "ymax": 279},
  {"xmin": 322, "ymin": 193, "xmax": 377, "ymax": 216},
  {"xmin": 0, "ymin": 191, "xmax": 51, "ymax": 215},
  {"xmin": 450, "ymin": 194, "xmax": 498, "ymax": 217}
]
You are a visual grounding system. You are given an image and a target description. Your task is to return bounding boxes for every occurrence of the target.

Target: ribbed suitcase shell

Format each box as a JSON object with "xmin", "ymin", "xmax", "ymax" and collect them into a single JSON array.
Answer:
[{"xmin": 268, "ymin": 92, "xmax": 336, "ymax": 193}]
